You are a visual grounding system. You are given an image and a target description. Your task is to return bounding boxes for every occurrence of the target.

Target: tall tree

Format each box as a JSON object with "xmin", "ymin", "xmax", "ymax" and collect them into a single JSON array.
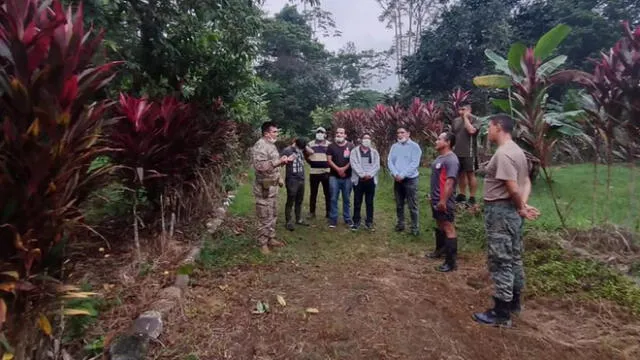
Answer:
[{"xmin": 258, "ymin": 5, "xmax": 336, "ymax": 134}]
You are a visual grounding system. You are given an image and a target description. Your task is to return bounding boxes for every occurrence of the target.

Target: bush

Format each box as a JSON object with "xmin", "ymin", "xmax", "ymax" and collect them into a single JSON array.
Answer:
[{"xmin": 0, "ymin": 0, "xmax": 121, "ymax": 325}]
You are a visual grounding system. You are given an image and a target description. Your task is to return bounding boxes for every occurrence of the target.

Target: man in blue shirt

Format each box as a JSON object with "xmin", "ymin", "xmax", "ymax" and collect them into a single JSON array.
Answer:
[{"xmin": 388, "ymin": 127, "xmax": 423, "ymax": 236}]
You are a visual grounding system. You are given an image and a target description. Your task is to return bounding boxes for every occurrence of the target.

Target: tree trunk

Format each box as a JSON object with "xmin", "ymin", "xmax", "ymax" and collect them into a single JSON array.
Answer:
[{"xmin": 541, "ymin": 166, "xmax": 567, "ymax": 229}]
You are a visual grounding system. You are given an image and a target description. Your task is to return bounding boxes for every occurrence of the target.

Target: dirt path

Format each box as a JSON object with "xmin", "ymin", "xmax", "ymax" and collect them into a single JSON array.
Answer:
[{"xmin": 152, "ymin": 253, "xmax": 639, "ymax": 360}]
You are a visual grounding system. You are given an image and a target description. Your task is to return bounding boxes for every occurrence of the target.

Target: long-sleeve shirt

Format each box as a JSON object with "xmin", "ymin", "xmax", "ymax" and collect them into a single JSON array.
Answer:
[
  {"xmin": 388, "ymin": 139, "xmax": 422, "ymax": 180},
  {"xmin": 251, "ymin": 138, "xmax": 281, "ymax": 186},
  {"xmin": 350, "ymin": 146, "xmax": 381, "ymax": 185}
]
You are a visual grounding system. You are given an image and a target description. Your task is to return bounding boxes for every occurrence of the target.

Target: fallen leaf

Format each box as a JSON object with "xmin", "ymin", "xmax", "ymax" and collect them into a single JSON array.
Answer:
[
  {"xmin": 62, "ymin": 292, "xmax": 98, "ymax": 299},
  {"xmin": 0, "ymin": 272, "xmax": 18, "ymax": 280},
  {"xmin": 57, "ymin": 285, "xmax": 81, "ymax": 293},
  {"xmin": 276, "ymin": 295, "xmax": 286, "ymax": 307},
  {"xmin": 0, "ymin": 299, "xmax": 6, "ymax": 326},
  {"xmin": 0, "ymin": 283, "xmax": 15, "ymax": 293},
  {"xmin": 38, "ymin": 314, "xmax": 52, "ymax": 336},
  {"xmin": 218, "ymin": 285, "xmax": 229, "ymax": 291},
  {"xmin": 102, "ymin": 284, "xmax": 115, "ymax": 291},
  {"xmin": 253, "ymin": 301, "xmax": 269, "ymax": 314},
  {"xmin": 63, "ymin": 309, "xmax": 92, "ymax": 316},
  {"xmin": 2, "ymin": 352, "xmax": 14, "ymax": 360},
  {"xmin": 305, "ymin": 308, "xmax": 319, "ymax": 314}
]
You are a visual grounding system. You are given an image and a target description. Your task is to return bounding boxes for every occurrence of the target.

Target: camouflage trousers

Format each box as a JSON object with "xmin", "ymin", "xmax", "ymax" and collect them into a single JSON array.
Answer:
[
  {"xmin": 253, "ymin": 183, "xmax": 279, "ymax": 246},
  {"xmin": 484, "ymin": 202, "xmax": 525, "ymax": 302}
]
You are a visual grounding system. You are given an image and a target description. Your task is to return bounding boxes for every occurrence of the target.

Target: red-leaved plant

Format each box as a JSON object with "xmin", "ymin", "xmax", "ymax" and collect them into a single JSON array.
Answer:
[
  {"xmin": 0, "ymin": 0, "xmax": 121, "ymax": 333},
  {"xmin": 332, "ymin": 109, "xmax": 371, "ymax": 142}
]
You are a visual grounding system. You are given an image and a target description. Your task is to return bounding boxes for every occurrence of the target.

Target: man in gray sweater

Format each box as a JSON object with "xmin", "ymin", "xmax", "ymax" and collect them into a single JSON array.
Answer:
[{"xmin": 350, "ymin": 133, "xmax": 381, "ymax": 231}]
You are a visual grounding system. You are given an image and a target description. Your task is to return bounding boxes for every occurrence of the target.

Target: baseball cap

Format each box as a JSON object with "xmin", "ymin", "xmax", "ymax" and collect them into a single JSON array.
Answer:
[{"xmin": 314, "ymin": 127, "xmax": 326, "ymax": 133}]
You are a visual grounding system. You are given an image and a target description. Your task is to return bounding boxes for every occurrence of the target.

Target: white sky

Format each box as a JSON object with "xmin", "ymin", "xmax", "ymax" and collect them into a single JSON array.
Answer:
[{"xmin": 261, "ymin": 0, "xmax": 399, "ymax": 91}]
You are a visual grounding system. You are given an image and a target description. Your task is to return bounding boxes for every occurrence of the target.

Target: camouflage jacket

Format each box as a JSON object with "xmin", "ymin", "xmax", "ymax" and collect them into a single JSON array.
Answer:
[{"xmin": 251, "ymin": 138, "xmax": 281, "ymax": 187}]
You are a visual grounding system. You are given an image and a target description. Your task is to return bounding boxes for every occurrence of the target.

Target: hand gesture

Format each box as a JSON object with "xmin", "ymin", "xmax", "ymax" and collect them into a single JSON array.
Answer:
[
  {"xmin": 394, "ymin": 175, "xmax": 403, "ymax": 182},
  {"xmin": 279, "ymin": 155, "xmax": 289, "ymax": 165}
]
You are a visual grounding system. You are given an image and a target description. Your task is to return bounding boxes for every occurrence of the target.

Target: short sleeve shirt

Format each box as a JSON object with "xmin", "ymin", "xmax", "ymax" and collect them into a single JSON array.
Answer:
[
  {"xmin": 326, "ymin": 142, "xmax": 354, "ymax": 178},
  {"xmin": 452, "ymin": 115, "xmax": 482, "ymax": 158},
  {"xmin": 430, "ymin": 152, "xmax": 460, "ymax": 208},
  {"xmin": 483, "ymin": 140, "xmax": 529, "ymax": 201}
]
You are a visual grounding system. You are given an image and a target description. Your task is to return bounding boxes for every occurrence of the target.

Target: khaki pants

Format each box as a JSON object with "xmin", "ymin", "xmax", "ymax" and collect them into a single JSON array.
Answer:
[{"xmin": 253, "ymin": 183, "xmax": 279, "ymax": 246}]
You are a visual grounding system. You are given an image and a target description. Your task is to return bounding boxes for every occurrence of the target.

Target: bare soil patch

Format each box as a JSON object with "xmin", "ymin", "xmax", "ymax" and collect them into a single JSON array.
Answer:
[{"xmin": 150, "ymin": 254, "xmax": 639, "ymax": 360}]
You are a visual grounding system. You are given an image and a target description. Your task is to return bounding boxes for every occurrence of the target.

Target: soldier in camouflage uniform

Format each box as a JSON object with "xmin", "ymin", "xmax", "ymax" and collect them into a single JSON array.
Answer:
[
  {"xmin": 251, "ymin": 121, "xmax": 293, "ymax": 255},
  {"xmin": 472, "ymin": 114, "xmax": 540, "ymax": 327}
]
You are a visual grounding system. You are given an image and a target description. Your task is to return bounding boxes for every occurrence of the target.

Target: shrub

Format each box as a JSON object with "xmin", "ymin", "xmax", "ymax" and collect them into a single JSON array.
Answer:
[
  {"xmin": 0, "ymin": 0, "xmax": 121, "ymax": 328},
  {"xmin": 332, "ymin": 109, "xmax": 371, "ymax": 142}
]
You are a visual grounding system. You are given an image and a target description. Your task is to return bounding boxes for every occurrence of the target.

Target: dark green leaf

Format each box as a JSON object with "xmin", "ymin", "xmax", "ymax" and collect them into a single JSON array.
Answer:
[{"xmin": 508, "ymin": 43, "xmax": 527, "ymax": 74}]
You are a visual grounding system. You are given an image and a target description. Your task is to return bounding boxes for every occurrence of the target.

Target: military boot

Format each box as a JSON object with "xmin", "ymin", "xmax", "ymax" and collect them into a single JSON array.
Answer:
[
  {"xmin": 510, "ymin": 289, "xmax": 522, "ymax": 314},
  {"xmin": 472, "ymin": 297, "xmax": 512, "ymax": 327}
]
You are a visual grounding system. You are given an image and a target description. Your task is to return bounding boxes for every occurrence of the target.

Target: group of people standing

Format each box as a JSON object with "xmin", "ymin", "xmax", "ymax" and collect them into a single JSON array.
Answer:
[{"xmin": 251, "ymin": 103, "xmax": 540, "ymax": 327}]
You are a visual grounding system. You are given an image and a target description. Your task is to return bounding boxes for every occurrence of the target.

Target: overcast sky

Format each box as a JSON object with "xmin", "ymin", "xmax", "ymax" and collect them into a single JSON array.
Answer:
[{"xmin": 261, "ymin": 0, "xmax": 399, "ymax": 91}]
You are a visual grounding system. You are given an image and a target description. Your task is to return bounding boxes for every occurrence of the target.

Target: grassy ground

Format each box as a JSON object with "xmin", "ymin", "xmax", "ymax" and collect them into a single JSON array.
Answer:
[{"xmin": 198, "ymin": 164, "xmax": 640, "ymax": 313}]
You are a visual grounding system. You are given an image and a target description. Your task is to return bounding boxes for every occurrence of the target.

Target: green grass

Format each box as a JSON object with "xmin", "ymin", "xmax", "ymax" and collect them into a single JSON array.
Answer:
[{"xmin": 199, "ymin": 163, "xmax": 640, "ymax": 313}]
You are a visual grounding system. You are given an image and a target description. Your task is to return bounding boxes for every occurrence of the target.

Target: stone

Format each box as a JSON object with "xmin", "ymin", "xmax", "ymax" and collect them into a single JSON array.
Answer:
[
  {"xmin": 109, "ymin": 333, "xmax": 149, "ymax": 360},
  {"xmin": 158, "ymin": 286, "xmax": 182, "ymax": 300},
  {"xmin": 174, "ymin": 274, "xmax": 190, "ymax": 289},
  {"xmin": 148, "ymin": 299, "xmax": 176, "ymax": 314},
  {"xmin": 133, "ymin": 311, "xmax": 163, "ymax": 339}
]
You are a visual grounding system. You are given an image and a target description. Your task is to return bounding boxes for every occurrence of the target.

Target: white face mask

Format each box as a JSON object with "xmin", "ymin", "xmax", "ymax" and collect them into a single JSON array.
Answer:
[
  {"xmin": 316, "ymin": 133, "xmax": 325, "ymax": 141},
  {"xmin": 335, "ymin": 136, "xmax": 345, "ymax": 143},
  {"xmin": 361, "ymin": 139, "xmax": 371, "ymax": 147},
  {"xmin": 398, "ymin": 137, "xmax": 408, "ymax": 143},
  {"xmin": 267, "ymin": 137, "xmax": 277, "ymax": 144}
]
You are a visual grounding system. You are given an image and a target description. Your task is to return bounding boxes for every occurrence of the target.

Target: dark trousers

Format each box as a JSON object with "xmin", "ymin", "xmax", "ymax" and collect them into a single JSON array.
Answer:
[
  {"xmin": 353, "ymin": 179, "xmax": 376, "ymax": 226},
  {"xmin": 309, "ymin": 173, "xmax": 330, "ymax": 217},
  {"xmin": 285, "ymin": 178, "xmax": 305, "ymax": 225},
  {"xmin": 394, "ymin": 177, "xmax": 419, "ymax": 231}
]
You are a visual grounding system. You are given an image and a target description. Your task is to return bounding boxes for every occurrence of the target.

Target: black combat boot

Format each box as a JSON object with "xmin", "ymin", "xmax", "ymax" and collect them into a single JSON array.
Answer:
[
  {"xmin": 426, "ymin": 228, "xmax": 445, "ymax": 259},
  {"xmin": 510, "ymin": 288, "xmax": 522, "ymax": 314},
  {"xmin": 436, "ymin": 238, "xmax": 457, "ymax": 272},
  {"xmin": 472, "ymin": 297, "xmax": 512, "ymax": 327}
]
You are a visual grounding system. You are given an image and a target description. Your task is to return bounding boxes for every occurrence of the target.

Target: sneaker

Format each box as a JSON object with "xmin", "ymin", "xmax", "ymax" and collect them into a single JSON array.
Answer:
[
  {"xmin": 455, "ymin": 194, "xmax": 467, "ymax": 203},
  {"xmin": 364, "ymin": 224, "xmax": 374, "ymax": 232},
  {"xmin": 296, "ymin": 220, "xmax": 310, "ymax": 226},
  {"xmin": 411, "ymin": 229, "xmax": 420, "ymax": 236},
  {"xmin": 395, "ymin": 224, "xmax": 405, "ymax": 232},
  {"xmin": 286, "ymin": 223, "xmax": 295, "ymax": 231},
  {"xmin": 350, "ymin": 223, "xmax": 360, "ymax": 231},
  {"xmin": 328, "ymin": 224, "xmax": 336, "ymax": 229}
]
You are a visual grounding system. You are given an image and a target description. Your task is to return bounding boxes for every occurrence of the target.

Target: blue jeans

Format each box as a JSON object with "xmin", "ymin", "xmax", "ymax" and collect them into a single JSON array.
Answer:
[{"xmin": 329, "ymin": 176, "xmax": 352, "ymax": 225}]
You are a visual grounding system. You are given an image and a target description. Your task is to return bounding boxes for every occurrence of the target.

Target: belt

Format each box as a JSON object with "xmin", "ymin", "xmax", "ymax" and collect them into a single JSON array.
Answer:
[{"xmin": 483, "ymin": 199, "xmax": 513, "ymax": 206}]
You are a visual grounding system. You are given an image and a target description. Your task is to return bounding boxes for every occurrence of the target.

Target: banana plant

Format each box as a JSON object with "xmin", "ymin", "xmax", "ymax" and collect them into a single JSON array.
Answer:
[{"xmin": 473, "ymin": 24, "xmax": 589, "ymax": 228}]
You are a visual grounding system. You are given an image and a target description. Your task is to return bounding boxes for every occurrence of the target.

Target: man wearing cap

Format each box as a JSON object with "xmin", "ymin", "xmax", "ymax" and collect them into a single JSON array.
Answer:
[{"xmin": 305, "ymin": 127, "xmax": 332, "ymax": 219}]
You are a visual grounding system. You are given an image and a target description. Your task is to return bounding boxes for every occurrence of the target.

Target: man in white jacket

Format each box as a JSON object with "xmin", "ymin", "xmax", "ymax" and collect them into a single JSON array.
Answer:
[{"xmin": 350, "ymin": 133, "xmax": 381, "ymax": 231}]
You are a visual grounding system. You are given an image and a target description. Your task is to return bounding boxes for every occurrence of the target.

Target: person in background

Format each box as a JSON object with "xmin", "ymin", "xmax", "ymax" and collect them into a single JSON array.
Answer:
[
  {"xmin": 388, "ymin": 127, "xmax": 422, "ymax": 236},
  {"xmin": 282, "ymin": 137, "xmax": 310, "ymax": 231},
  {"xmin": 251, "ymin": 121, "xmax": 293, "ymax": 255},
  {"xmin": 427, "ymin": 132, "xmax": 460, "ymax": 272},
  {"xmin": 305, "ymin": 127, "xmax": 331, "ymax": 219},
  {"xmin": 349, "ymin": 133, "xmax": 380, "ymax": 231},
  {"xmin": 452, "ymin": 103, "xmax": 482, "ymax": 206},
  {"xmin": 472, "ymin": 114, "xmax": 540, "ymax": 327},
  {"xmin": 326, "ymin": 127, "xmax": 354, "ymax": 228}
]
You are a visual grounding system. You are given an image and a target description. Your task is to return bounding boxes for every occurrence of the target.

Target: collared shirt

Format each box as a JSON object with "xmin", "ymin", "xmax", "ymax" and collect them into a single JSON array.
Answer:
[{"xmin": 387, "ymin": 139, "xmax": 422, "ymax": 179}]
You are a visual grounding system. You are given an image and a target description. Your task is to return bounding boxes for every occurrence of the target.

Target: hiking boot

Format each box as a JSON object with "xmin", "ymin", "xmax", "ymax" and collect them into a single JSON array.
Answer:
[
  {"xmin": 472, "ymin": 297, "xmax": 512, "ymax": 327},
  {"xmin": 259, "ymin": 245, "xmax": 271, "ymax": 255},
  {"xmin": 286, "ymin": 223, "xmax": 295, "ymax": 231},
  {"xmin": 268, "ymin": 239, "xmax": 285, "ymax": 248},
  {"xmin": 510, "ymin": 289, "xmax": 522, "ymax": 314}
]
